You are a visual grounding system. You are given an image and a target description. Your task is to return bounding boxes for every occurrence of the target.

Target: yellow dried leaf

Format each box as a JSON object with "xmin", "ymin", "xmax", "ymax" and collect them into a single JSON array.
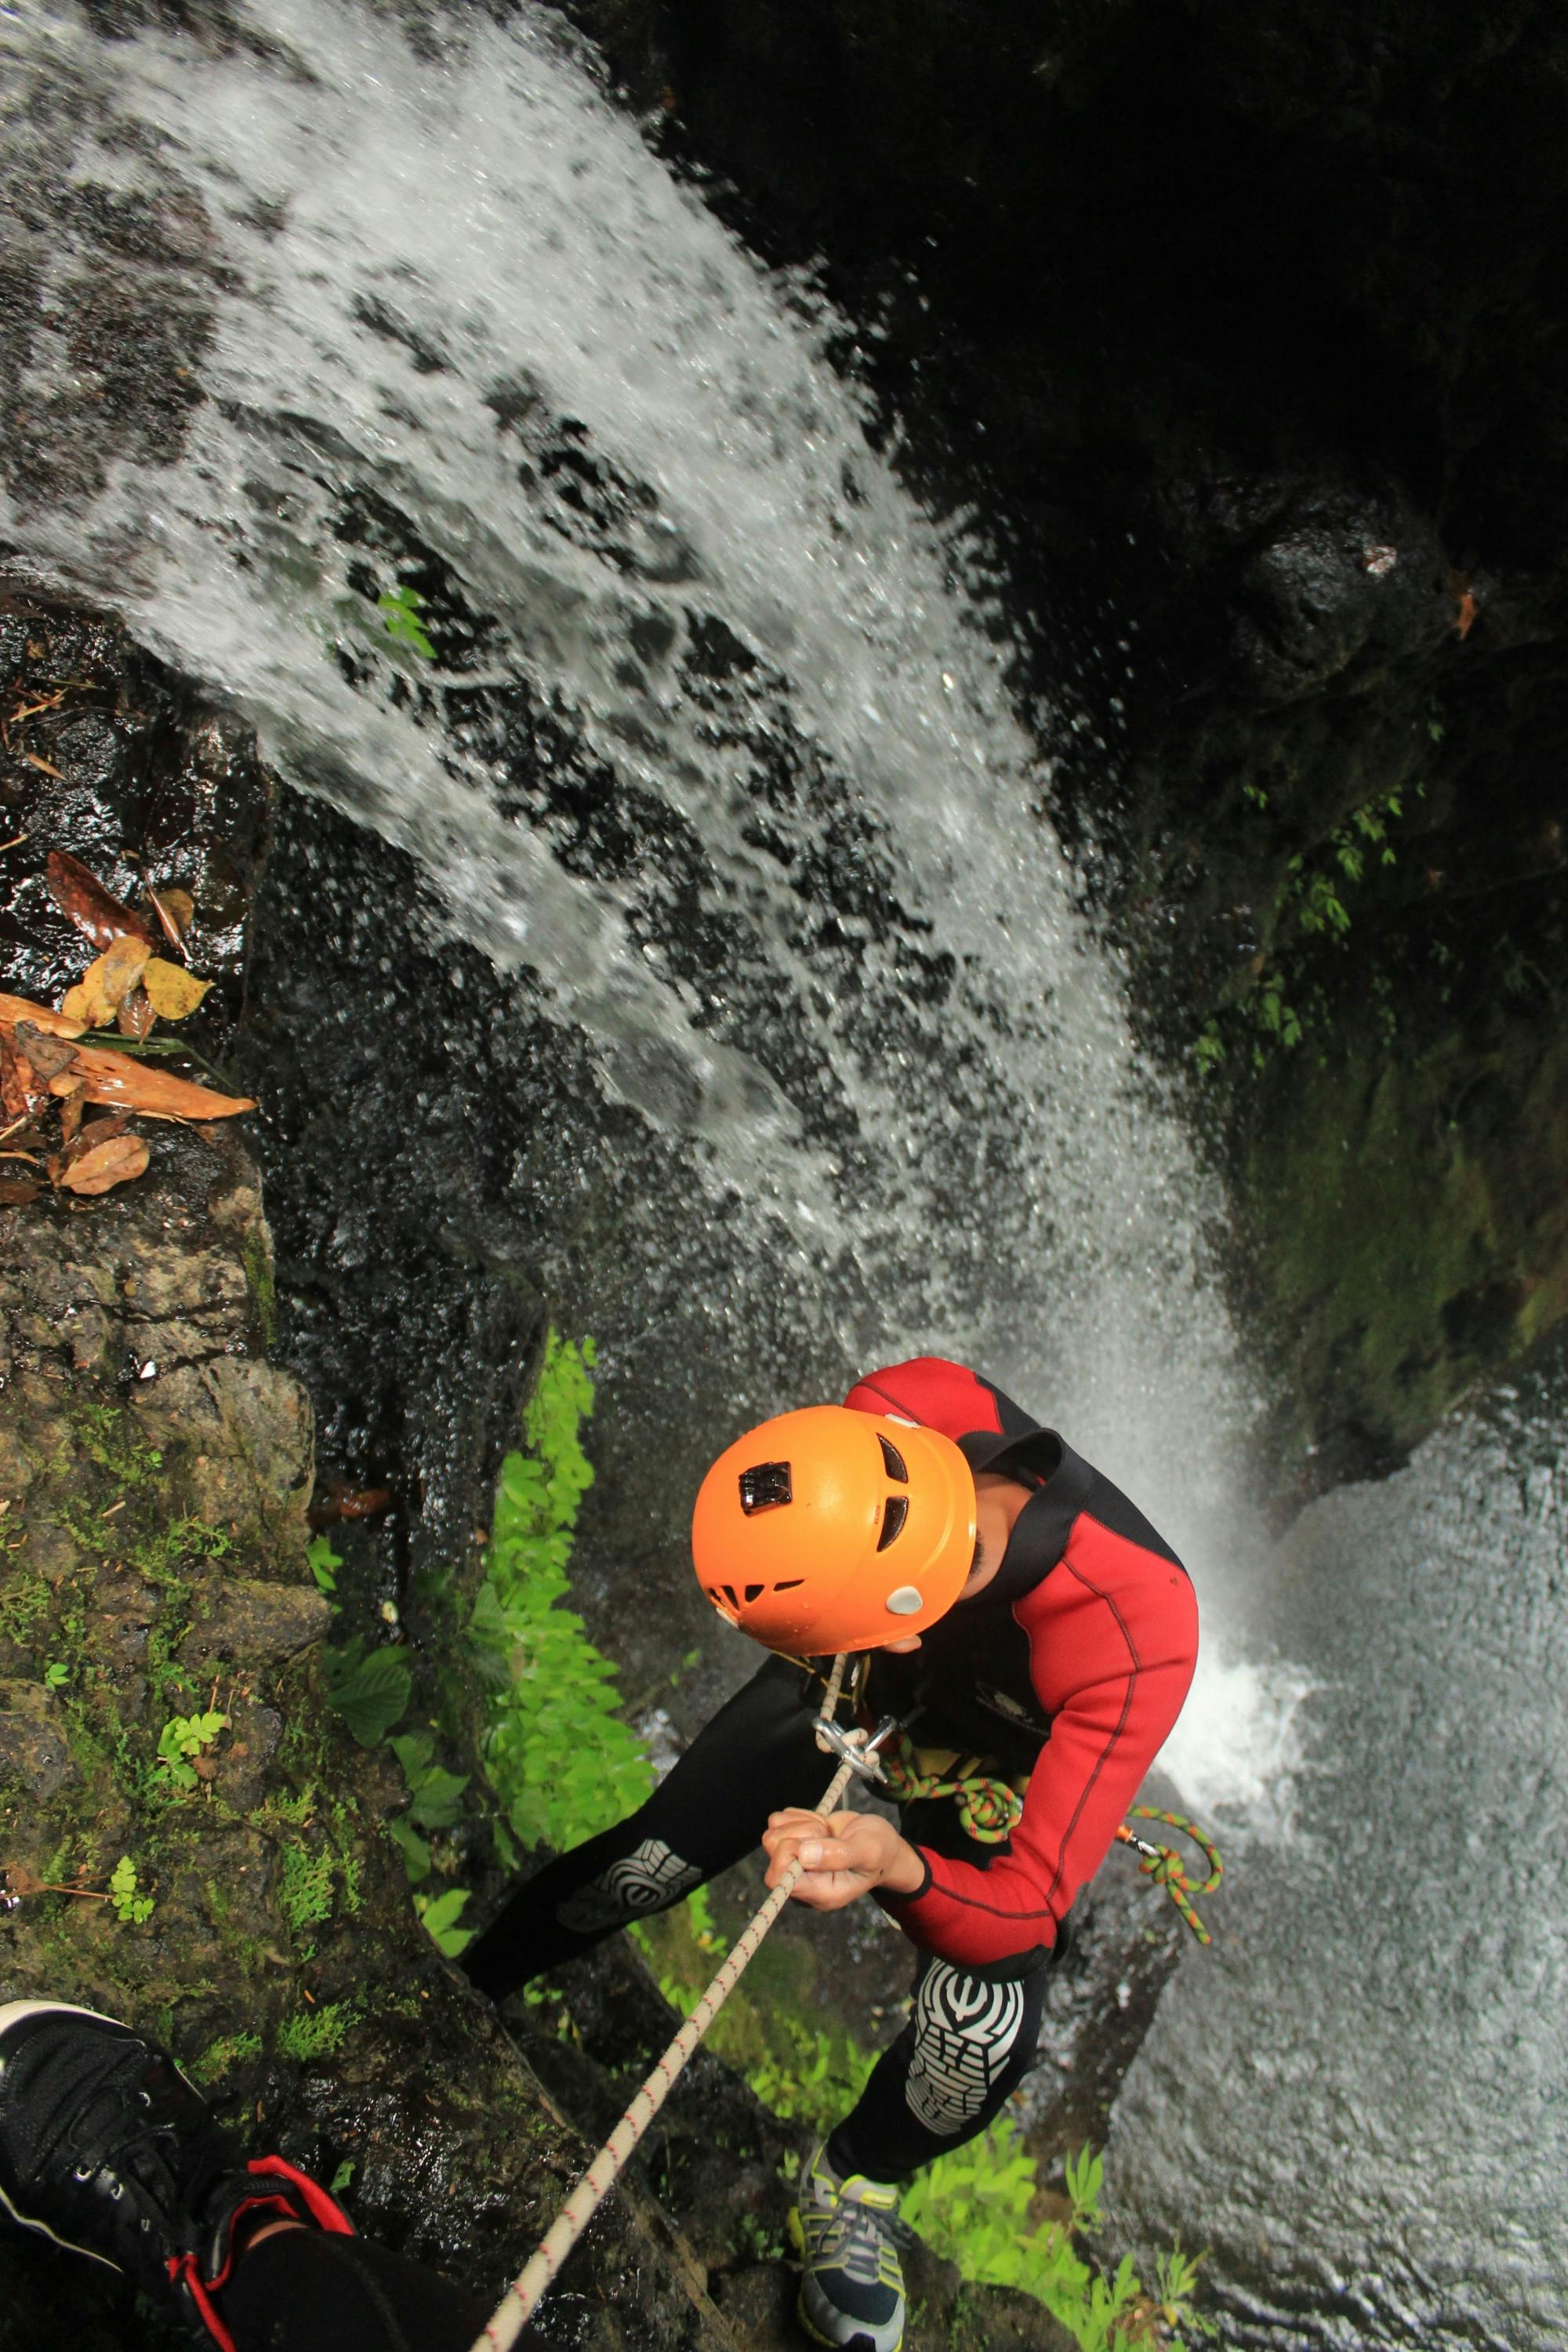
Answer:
[
  {"xmin": 67, "ymin": 937, "xmax": 151, "ymax": 1028},
  {"xmin": 141, "ymin": 958, "xmax": 212, "ymax": 1021},
  {"xmin": 59, "ymin": 1133, "xmax": 150, "ymax": 1196}
]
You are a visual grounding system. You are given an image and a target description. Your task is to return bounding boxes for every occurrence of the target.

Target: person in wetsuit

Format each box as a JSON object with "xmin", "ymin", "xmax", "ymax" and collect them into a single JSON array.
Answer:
[{"xmin": 464, "ymin": 1356, "xmax": 1199, "ymax": 2352}]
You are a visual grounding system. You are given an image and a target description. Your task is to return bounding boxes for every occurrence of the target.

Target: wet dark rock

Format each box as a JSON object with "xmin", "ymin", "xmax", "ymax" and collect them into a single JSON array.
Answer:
[
  {"xmin": 180, "ymin": 1573, "xmax": 332, "ymax": 1671},
  {"xmin": 0, "ymin": 1682, "xmax": 79, "ymax": 1799},
  {"xmin": 211, "ymin": 1699, "xmax": 283, "ymax": 1811}
]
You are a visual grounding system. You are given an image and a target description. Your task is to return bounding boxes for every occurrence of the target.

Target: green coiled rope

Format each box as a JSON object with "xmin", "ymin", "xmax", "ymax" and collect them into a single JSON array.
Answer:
[{"xmin": 880, "ymin": 1737, "xmax": 1222, "ymax": 1944}]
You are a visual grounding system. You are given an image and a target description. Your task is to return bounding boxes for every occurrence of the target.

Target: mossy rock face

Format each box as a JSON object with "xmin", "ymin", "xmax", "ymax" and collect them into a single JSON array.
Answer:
[
  {"xmin": 0, "ymin": 1133, "xmax": 742, "ymax": 2351},
  {"xmin": 0, "ymin": 583, "xmax": 740, "ymax": 2350},
  {"xmin": 1240, "ymin": 1007, "xmax": 1568, "ymax": 1490}
]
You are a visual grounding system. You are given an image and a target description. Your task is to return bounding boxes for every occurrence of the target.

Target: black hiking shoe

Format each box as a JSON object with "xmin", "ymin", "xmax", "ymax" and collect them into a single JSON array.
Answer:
[
  {"xmin": 789, "ymin": 2138, "xmax": 911, "ymax": 2352},
  {"xmin": 0, "ymin": 2000, "xmax": 354, "ymax": 2343}
]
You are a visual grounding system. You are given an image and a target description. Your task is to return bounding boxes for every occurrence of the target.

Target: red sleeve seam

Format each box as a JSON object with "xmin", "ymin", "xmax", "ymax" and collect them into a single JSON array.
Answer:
[{"xmin": 1031, "ymin": 1559, "xmax": 1141, "ymax": 1914}]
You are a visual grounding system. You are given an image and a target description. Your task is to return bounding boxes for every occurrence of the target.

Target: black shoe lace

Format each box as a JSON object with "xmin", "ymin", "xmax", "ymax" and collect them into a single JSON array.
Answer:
[{"xmin": 44, "ymin": 2043, "xmax": 215, "ymax": 2241}]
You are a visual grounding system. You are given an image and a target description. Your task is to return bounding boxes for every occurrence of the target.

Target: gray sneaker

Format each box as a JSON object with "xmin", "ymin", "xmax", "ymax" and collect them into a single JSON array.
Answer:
[{"xmin": 789, "ymin": 2139, "xmax": 910, "ymax": 2352}]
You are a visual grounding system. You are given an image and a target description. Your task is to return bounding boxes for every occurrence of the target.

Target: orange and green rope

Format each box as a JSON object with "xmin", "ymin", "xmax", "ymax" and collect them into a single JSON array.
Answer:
[{"xmin": 881, "ymin": 1737, "xmax": 1222, "ymax": 1943}]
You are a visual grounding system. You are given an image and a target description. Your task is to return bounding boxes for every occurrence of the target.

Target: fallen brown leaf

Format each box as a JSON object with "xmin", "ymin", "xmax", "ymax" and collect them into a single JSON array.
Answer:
[
  {"xmin": 145, "ymin": 884, "xmax": 194, "ymax": 956},
  {"xmin": 60, "ymin": 1110, "xmax": 134, "ymax": 1169},
  {"xmin": 0, "ymin": 1178, "xmax": 42, "ymax": 1207},
  {"xmin": 42, "ymin": 1041, "xmax": 256, "ymax": 1121},
  {"xmin": 0, "ymin": 1030, "xmax": 44, "ymax": 1123},
  {"xmin": 309, "ymin": 1481, "xmax": 393, "ymax": 1527},
  {"xmin": 59, "ymin": 1083, "xmax": 86, "ymax": 1147},
  {"xmin": 13, "ymin": 1022, "xmax": 78, "ymax": 1081},
  {"xmin": 59, "ymin": 1133, "xmax": 149, "ymax": 1195},
  {"xmin": 142, "ymin": 957, "xmax": 210, "ymax": 1021},
  {"xmin": 117, "ymin": 985, "xmax": 156, "ymax": 1040},
  {"xmin": 45, "ymin": 851, "xmax": 155, "ymax": 951},
  {"xmin": 0, "ymin": 993, "xmax": 87, "ymax": 1040}
]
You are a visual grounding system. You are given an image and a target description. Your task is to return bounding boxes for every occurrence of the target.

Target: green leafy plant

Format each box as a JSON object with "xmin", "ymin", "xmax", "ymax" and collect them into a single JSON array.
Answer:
[
  {"xmin": 42, "ymin": 1661, "xmax": 68, "ymax": 1690},
  {"xmin": 390, "ymin": 1730, "xmax": 470, "ymax": 1829},
  {"xmin": 307, "ymin": 1534, "xmax": 341, "ymax": 1596},
  {"xmin": 322, "ymin": 1639, "xmax": 413, "ymax": 1748},
  {"xmin": 415, "ymin": 1885, "xmax": 474, "ymax": 1957},
  {"xmin": 386, "ymin": 1813, "xmax": 433, "ymax": 1882},
  {"xmin": 154, "ymin": 1708, "xmax": 227, "ymax": 1792},
  {"xmin": 109, "ymin": 1856, "xmax": 154, "ymax": 1925},
  {"xmin": 473, "ymin": 1332, "xmax": 654, "ymax": 1853},
  {"xmin": 378, "ymin": 585, "xmax": 435, "ymax": 660}
]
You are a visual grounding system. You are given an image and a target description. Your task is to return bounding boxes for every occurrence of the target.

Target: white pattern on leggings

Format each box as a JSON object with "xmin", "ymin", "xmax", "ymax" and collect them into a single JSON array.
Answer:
[
  {"xmin": 904, "ymin": 1962, "xmax": 1027, "ymax": 2133},
  {"xmin": 554, "ymin": 1837, "xmax": 702, "ymax": 1934}
]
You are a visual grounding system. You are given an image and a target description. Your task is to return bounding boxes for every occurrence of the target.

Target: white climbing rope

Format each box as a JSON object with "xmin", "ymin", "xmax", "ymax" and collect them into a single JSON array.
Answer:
[{"xmin": 470, "ymin": 1659, "xmax": 867, "ymax": 2352}]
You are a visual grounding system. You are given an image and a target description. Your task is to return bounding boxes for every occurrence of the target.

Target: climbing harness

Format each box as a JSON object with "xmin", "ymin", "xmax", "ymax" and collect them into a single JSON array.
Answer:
[
  {"xmin": 1114, "ymin": 1809, "xmax": 1223, "ymax": 1946},
  {"xmin": 468, "ymin": 1662, "xmax": 898, "ymax": 2352}
]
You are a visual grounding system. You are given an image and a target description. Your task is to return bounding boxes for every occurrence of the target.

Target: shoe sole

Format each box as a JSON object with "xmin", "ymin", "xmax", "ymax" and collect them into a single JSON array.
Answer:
[
  {"xmin": 0, "ymin": 1999, "xmax": 168, "ymax": 2269},
  {"xmin": 786, "ymin": 2206, "xmax": 903, "ymax": 2352}
]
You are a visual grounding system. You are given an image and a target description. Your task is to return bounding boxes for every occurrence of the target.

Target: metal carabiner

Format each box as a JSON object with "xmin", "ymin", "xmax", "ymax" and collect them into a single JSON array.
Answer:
[{"xmin": 808, "ymin": 1709, "xmax": 905, "ymax": 1786}]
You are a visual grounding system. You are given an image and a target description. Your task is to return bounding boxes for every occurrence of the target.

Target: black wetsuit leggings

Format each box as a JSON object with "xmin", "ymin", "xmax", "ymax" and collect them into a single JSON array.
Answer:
[
  {"xmin": 464, "ymin": 1658, "xmax": 1050, "ymax": 2182},
  {"xmin": 218, "ymin": 2226, "xmax": 532, "ymax": 2351}
]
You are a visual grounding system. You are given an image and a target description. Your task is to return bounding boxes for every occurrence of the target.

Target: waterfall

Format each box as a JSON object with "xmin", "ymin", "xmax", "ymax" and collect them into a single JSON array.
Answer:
[
  {"xmin": 1, "ymin": 0, "xmax": 1252, "ymax": 1498},
  {"xmin": 24, "ymin": 5, "xmax": 1555, "ymax": 2346}
]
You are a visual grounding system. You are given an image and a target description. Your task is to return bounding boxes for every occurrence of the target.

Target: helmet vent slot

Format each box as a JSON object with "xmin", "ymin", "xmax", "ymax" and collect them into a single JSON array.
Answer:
[
  {"xmin": 773, "ymin": 1578, "xmax": 804, "ymax": 1592},
  {"xmin": 877, "ymin": 1495, "xmax": 909, "ymax": 1551},
  {"xmin": 721, "ymin": 1584, "xmax": 741, "ymax": 1610},
  {"xmin": 739, "ymin": 1460, "xmax": 793, "ymax": 1515},
  {"xmin": 877, "ymin": 1435, "xmax": 908, "ymax": 1483},
  {"xmin": 743, "ymin": 1583, "xmax": 765, "ymax": 1604}
]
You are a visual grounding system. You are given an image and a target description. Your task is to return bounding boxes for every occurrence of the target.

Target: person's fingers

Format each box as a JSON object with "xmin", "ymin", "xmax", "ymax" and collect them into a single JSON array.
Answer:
[{"xmin": 762, "ymin": 1808, "xmax": 830, "ymax": 1854}]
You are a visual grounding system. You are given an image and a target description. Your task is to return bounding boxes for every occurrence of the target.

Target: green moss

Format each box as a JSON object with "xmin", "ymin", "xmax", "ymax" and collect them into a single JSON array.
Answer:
[
  {"xmin": 1241, "ymin": 1022, "xmax": 1568, "ymax": 1461},
  {"xmin": 277, "ymin": 2002, "xmax": 354, "ymax": 2061},
  {"xmin": 278, "ymin": 1842, "xmax": 336, "ymax": 1936},
  {"xmin": 241, "ymin": 1227, "xmax": 280, "ymax": 1351},
  {"xmin": 190, "ymin": 2030, "xmax": 263, "ymax": 2085},
  {"xmin": 66, "ymin": 1399, "xmax": 165, "ymax": 1491}
]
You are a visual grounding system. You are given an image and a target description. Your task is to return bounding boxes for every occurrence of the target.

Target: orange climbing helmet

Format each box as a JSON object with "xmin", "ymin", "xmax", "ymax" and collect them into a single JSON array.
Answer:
[{"xmin": 691, "ymin": 1403, "xmax": 977, "ymax": 1655}]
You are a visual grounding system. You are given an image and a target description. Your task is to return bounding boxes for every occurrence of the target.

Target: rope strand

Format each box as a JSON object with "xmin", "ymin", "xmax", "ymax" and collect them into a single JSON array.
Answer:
[{"xmin": 469, "ymin": 1746, "xmax": 861, "ymax": 2352}]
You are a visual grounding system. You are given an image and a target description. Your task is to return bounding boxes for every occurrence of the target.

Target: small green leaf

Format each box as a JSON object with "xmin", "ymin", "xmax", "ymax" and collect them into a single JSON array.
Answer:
[
  {"xmin": 416, "ymin": 1885, "xmax": 474, "ymax": 1957},
  {"xmin": 387, "ymin": 1813, "xmax": 432, "ymax": 1882},
  {"xmin": 43, "ymin": 1662, "xmax": 68, "ymax": 1690},
  {"xmin": 378, "ymin": 586, "xmax": 436, "ymax": 661},
  {"xmin": 323, "ymin": 1646, "xmax": 412, "ymax": 1747},
  {"xmin": 307, "ymin": 1534, "xmax": 341, "ymax": 1595}
]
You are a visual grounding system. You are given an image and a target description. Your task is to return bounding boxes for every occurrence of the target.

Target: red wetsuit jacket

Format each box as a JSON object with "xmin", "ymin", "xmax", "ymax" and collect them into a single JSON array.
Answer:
[{"xmin": 844, "ymin": 1357, "xmax": 1198, "ymax": 1969}]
